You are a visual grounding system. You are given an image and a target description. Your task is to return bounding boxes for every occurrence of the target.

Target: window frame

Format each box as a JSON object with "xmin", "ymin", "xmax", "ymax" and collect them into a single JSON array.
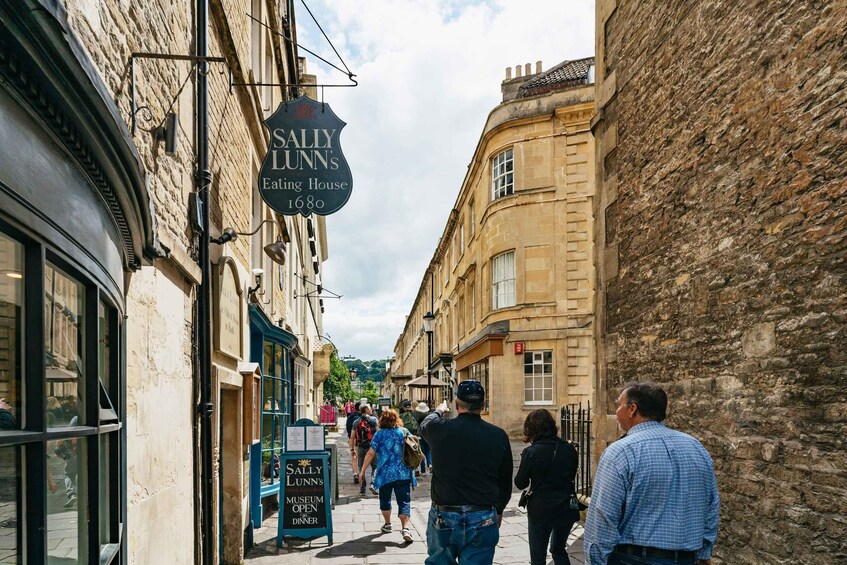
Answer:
[
  {"xmin": 491, "ymin": 148, "xmax": 514, "ymax": 200},
  {"xmin": 523, "ymin": 350, "xmax": 553, "ymax": 405},
  {"xmin": 0, "ymin": 221, "xmax": 126, "ymax": 564},
  {"xmin": 467, "ymin": 363, "xmax": 490, "ymax": 413},
  {"xmin": 491, "ymin": 251, "xmax": 516, "ymax": 310}
]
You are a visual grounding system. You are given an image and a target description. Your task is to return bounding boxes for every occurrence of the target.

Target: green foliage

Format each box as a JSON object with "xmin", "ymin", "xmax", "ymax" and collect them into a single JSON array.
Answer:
[
  {"xmin": 344, "ymin": 359, "xmax": 387, "ymax": 383},
  {"xmin": 361, "ymin": 381, "xmax": 380, "ymax": 405},
  {"xmin": 324, "ymin": 351, "xmax": 354, "ymax": 401}
]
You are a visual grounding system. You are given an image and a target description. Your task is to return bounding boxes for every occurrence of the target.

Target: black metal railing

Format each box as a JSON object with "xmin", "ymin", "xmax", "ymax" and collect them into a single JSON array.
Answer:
[{"xmin": 561, "ymin": 401, "xmax": 592, "ymax": 498}]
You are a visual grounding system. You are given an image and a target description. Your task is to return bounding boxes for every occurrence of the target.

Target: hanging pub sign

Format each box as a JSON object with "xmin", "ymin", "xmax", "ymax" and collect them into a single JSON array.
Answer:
[{"xmin": 259, "ymin": 96, "xmax": 352, "ymax": 216}]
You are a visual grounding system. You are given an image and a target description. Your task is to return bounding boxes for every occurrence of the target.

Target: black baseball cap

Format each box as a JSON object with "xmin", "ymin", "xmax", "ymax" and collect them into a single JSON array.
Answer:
[
  {"xmin": 456, "ymin": 380, "xmax": 485, "ymax": 408},
  {"xmin": 399, "ymin": 400, "xmax": 412, "ymax": 409}
]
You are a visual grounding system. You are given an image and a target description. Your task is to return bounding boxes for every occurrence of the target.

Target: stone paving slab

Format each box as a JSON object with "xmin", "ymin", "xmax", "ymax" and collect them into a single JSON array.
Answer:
[{"xmin": 244, "ymin": 419, "xmax": 584, "ymax": 564}]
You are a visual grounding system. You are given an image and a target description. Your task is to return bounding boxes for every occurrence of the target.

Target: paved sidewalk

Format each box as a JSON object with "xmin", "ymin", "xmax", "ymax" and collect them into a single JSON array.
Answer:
[{"xmin": 245, "ymin": 420, "xmax": 585, "ymax": 564}]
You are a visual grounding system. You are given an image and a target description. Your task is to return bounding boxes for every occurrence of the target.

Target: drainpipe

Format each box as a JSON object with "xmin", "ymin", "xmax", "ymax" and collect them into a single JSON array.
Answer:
[{"xmin": 196, "ymin": 0, "xmax": 214, "ymax": 562}]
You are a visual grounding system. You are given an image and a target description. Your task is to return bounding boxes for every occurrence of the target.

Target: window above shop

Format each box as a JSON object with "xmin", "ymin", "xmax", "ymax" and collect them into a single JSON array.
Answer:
[
  {"xmin": 491, "ymin": 148, "xmax": 514, "ymax": 200},
  {"xmin": 491, "ymin": 251, "xmax": 516, "ymax": 310}
]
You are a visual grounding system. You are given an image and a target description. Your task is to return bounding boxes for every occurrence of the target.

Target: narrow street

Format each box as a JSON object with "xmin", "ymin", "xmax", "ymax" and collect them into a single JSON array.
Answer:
[{"xmin": 244, "ymin": 417, "xmax": 585, "ymax": 564}]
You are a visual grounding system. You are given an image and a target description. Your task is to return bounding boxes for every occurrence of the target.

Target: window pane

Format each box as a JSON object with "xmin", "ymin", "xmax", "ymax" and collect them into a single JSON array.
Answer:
[
  {"xmin": 274, "ymin": 379, "xmax": 283, "ymax": 410},
  {"xmin": 274, "ymin": 346, "xmax": 283, "ymax": 379},
  {"xmin": 0, "ymin": 445, "xmax": 21, "ymax": 563},
  {"xmin": 45, "ymin": 264, "xmax": 85, "ymax": 427},
  {"xmin": 263, "ymin": 378, "xmax": 274, "ymax": 412},
  {"xmin": 263, "ymin": 342, "xmax": 273, "ymax": 377},
  {"xmin": 0, "ymin": 232, "xmax": 23, "ymax": 431},
  {"xmin": 48, "ymin": 437, "xmax": 87, "ymax": 563},
  {"xmin": 99, "ymin": 433, "xmax": 114, "ymax": 544}
]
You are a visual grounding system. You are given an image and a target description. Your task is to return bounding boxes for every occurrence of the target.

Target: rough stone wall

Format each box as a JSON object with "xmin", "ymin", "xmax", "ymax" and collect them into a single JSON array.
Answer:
[
  {"xmin": 63, "ymin": 0, "xmax": 270, "ymax": 562},
  {"xmin": 594, "ymin": 1, "xmax": 847, "ymax": 563}
]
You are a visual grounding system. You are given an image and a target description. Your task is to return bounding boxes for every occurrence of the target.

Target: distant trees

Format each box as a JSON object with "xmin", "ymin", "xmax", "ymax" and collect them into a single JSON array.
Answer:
[{"xmin": 324, "ymin": 352, "xmax": 354, "ymax": 401}]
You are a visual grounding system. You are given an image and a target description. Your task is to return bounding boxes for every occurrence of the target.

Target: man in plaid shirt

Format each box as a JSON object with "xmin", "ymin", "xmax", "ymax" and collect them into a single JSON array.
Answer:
[{"xmin": 584, "ymin": 382, "xmax": 719, "ymax": 564}]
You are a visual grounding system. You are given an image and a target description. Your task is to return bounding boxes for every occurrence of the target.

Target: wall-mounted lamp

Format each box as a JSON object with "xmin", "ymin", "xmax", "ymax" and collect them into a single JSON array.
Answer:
[
  {"xmin": 247, "ymin": 268, "xmax": 264, "ymax": 300},
  {"xmin": 263, "ymin": 239, "xmax": 287, "ymax": 265},
  {"xmin": 209, "ymin": 227, "xmax": 237, "ymax": 245},
  {"xmin": 154, "ymin": 112, "xmax": 178, "ymax": 154}
]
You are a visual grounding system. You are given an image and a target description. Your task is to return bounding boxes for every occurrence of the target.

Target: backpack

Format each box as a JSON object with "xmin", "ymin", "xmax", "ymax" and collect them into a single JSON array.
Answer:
[
  {"xmin": 400, "ymin": 411, "xmax": 419, "ymax": 434},
  {"xmin": 402, "ymin": 429, "xmax": 425, "ymax": 469},
  {"xmin": 355, "ymin": 417, "xmax": 375, "ymax": 448}
]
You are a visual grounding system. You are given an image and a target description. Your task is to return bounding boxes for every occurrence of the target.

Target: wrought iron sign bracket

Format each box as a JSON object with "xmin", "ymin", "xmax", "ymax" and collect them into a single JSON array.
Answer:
[{"xmin": 129, "ymin": 52, "xmax": 228, "ymax": 135}]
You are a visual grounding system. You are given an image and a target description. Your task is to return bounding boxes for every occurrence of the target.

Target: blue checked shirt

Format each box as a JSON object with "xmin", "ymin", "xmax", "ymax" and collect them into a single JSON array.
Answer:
[{"xmin": 584, "ymin": 421, "xmax": 719, "ymax": 564}]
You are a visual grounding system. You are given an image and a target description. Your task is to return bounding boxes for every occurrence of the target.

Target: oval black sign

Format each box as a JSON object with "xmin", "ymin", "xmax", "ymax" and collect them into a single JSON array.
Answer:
[{"xmin": 258, "ymin": 96, "xmax": 352, "ymax": 216}]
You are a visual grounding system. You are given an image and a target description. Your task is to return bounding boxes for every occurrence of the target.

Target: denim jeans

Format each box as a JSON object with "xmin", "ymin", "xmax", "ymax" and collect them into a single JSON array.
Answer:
[
  {"xmin": 425, "ymin": 506, "xmax": 499, "ymax": 564},
  {"xmin": 527, "ymin": 516, "xmax": 576, "ymax": 565},
  {"xmin": 609, "ymin": 551, "xmax": 696, "ymax": 565},
  {"xmin": 379, "ymin": 480, "xmax": 412, "ymax": 515}
]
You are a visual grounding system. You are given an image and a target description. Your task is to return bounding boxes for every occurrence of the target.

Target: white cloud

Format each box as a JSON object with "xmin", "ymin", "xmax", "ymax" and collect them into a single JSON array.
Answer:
[{"xmin": 297, "ymin": 0, "xmax": 595, "ymax": 359}]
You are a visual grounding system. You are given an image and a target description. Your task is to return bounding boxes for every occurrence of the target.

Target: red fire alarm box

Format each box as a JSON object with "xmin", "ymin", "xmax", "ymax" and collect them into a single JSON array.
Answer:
[{"xmin": 514, "ymin": 342, "xmax": 524, "ymax": 355}]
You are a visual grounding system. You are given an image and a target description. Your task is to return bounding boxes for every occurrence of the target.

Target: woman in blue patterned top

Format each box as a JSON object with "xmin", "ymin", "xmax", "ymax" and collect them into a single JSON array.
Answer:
[{"xmin": 359, "ymin": 408, "xmax": 417, "ymax": 543}]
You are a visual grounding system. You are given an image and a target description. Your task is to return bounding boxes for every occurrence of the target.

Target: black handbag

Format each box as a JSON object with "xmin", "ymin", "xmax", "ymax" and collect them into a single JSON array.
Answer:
[{"xmin": 518, "ymin": 488, "xmax": 531, "ymax": 508}]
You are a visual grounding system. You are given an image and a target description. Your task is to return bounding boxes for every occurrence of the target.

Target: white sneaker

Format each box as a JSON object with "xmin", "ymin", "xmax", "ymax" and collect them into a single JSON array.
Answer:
[
  {"xmin": 401, "ymin": 528, "xmax": 413, "ymax": 543},
  {"xmin": 380, "ymin": 523, "xmax": 392, "ymax": 533}
]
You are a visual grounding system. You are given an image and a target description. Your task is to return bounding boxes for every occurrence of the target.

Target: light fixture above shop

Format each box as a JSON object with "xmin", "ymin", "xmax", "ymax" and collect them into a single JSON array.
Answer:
[
  {"xmin": 1, "ymin": 270, "xmax": 22, "ymax": 279},
  {"xmin": 263, "ymin": 239, "xmax": 286, "ymax": 265},
  {"xmin": 247, "ymin": 268, "xmax": 263, "ymax": 301},
  {"xmin": 153, "ymin": 112, "xmax": 178, "ymax": 154}
]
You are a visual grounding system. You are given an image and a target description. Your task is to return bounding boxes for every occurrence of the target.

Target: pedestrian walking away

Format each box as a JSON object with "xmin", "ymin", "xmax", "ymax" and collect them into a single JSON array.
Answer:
[
  {"xmin": 420, "ymin": 380, "xmax": 513, "ymax": 565},
  {"xmin": 346, "ymin": 401, "xmax": 362, "ymax": 483},
  {"xmin": 515, "ymin": 409, "xmax": 580, "ymax": 565},
  {"xmin": 350, "ymin": 404, "xmax": 378, "ymax": 495},
  {"xmin": 584, "ymin": 382, "xmax": 719, "ymax": 565},
  {"xmin": 359, "ymin": 408, "xmax": 418, "ymax": 543}
]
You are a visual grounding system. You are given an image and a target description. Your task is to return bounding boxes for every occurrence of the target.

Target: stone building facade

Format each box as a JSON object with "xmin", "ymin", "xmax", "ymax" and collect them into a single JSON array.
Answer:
[
  {"xmin": 393, "ymin": 59, "xmax": 596, "ymax": 437},
  {"xmin": 592, "ymin": 1, "xmax": 847, "ymax": 562},
  {"xmin": 0, "ymin": 1, "xmax": 331, "ymax": 564}
]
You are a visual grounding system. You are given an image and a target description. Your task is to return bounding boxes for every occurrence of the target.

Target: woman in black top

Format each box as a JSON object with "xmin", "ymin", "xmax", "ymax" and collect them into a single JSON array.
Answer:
[{"xmin": 515, "ymin": 409, "xmax": 579, "ymax": 565}]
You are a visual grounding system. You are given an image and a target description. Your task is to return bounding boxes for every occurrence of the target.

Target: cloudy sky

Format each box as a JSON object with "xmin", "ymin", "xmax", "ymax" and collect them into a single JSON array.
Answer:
[{"xmin": 296, "ymin": 0, "xmax": 595, "ymax": 360}]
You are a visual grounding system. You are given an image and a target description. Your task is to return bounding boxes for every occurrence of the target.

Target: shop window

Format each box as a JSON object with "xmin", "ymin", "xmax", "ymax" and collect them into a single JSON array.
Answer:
[
  {"xmin": 468, "ymin": 362, "xmax": 489, "ymax": 413},
  {"xmin": 295, "ymin": 364, "xmax": 306, "ymax": 419},
  {"xmin": 0, "ymin": 232, "xmax": 22, "ymax": 430},
  {"xmin": 524, "ymin": 350, "xmax": 553, "ymax": 404},
  {"xmin": 260, "ymin": 341, "xmax": 290, "ymax": 488},
  {"xmin": 492, "ymin": 148, "xmax": 514, "ymax": 200},
  {"xmin": 0, "ymin": 445, "xmax": 21, "ymax": 562},
  {"xmin": 45, "ymin": 263, "xmax": 85, "ymax": 427},
  {"xmin": 0, "ymin": 224, "xmax": 126, "ymax": 562},
  {"xmin": 491, "ymin": 251, "xmax": 516, "ymax": 309}
]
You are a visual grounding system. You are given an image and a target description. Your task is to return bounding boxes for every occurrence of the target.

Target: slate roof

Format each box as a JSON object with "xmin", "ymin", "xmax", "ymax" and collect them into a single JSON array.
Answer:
[{"xmin": 517, "ymin": 56, "xmax": 594, "ymax": 98}]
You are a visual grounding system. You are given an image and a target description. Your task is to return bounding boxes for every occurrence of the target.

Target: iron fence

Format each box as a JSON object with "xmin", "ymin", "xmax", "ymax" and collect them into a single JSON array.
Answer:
[{"xmin": 561, "ymin": 401, "xmax": 592, "ymax": 498}]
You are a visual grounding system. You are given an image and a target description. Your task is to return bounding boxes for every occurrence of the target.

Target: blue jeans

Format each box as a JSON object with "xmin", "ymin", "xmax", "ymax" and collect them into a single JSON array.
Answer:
[
  {"xmin": 527, "ymin": 516, "xmax": 576, "ymax": 565},
  {"xmin": 609, "ymin": 552, "xmax": 696, "ymax": 565},
  {"xmin": 425, "ymin": 506, "xmax": 499, "ymax": 564},
  {"xmin": 379, "ymin": 480, "xmax": 412, "ymax": 515},
  {"xmin": 420, "ymin": 437, "xmax": 432, "ymax": 471}
]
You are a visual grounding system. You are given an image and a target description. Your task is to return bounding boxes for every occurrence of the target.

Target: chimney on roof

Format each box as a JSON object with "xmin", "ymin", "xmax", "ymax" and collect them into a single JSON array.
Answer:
[{"xmin": 501, "ymin": 60, "xmax": 543, "ymax": 103}]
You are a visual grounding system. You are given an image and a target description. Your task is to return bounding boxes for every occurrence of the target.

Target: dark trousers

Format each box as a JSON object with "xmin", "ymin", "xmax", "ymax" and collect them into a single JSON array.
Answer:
[
  {"xmin": 420, "ymin": 437, "xmax": 432, "ymax": 471},
  {"xmin": 609, "ymin": 553, "xmax": 695, "ymax": 565},
  {"xmin": 527, "ymin": 515, "xmax": 576, "ymax": 565}
]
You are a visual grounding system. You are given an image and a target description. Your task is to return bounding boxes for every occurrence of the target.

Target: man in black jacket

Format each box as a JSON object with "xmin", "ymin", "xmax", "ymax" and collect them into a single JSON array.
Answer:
[
  {"xmin": 420, "ymin": 380, "xmax": 512, "ymax": 564},
  {"xmin": 345, "ymin": 402, "xmax": 361, "ymax": 483}
]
